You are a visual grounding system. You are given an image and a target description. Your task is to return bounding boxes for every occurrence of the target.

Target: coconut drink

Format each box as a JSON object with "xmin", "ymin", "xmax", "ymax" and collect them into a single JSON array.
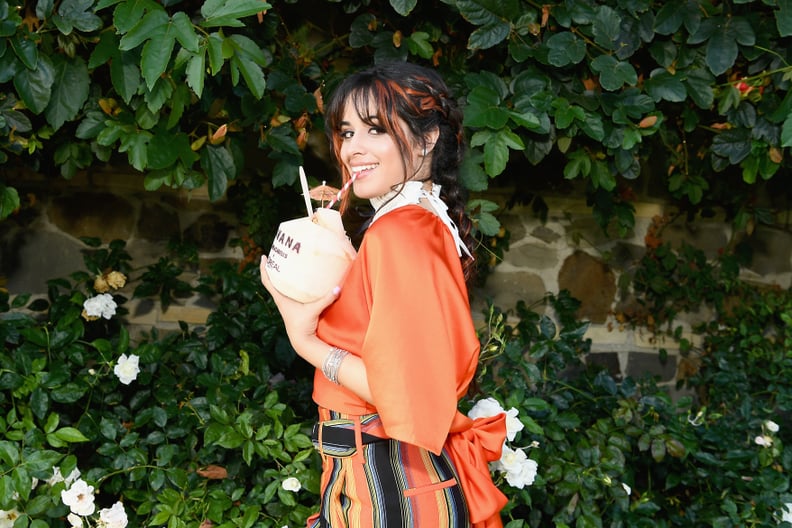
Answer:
[{"xmin": 265, "ymin": 167, "xmax": 356, "ymax": 303}]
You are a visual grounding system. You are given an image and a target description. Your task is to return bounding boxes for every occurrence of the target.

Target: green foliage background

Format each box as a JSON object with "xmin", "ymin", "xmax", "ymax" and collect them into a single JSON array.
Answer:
[
  {"xmin": 1, "ymin": 1, "xmax": 792, "ymax": 527},
  {"xmin": 1, "ymin": 239, "xmax": 790, "ymax": 527},
  {"xmin": 1, "ymin": 0, "xmax": 791, "ymax": 238}
]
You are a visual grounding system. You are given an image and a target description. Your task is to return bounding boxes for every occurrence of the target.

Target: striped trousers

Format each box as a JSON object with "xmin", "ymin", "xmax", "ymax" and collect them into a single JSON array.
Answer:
[{"xmin": 307, "ymin": 409, "xmax": 471, "ymax": 528}]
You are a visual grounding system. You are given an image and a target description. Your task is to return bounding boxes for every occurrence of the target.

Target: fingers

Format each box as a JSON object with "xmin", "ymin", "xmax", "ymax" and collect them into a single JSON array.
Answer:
[{"xmin": 310, "ymin": 284, "xmax": 341, "ymax": 312}]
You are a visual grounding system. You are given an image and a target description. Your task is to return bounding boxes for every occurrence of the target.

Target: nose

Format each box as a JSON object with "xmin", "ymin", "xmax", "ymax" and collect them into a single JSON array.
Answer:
[{"xmin": 341, "ymin": 133, "xmax": 365, "ymax": 158}]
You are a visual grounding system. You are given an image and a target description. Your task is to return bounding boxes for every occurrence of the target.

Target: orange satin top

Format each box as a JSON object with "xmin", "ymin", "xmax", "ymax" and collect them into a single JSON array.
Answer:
[{"xmin": 315, "ymin": 205, "xmax": 508, "ymax": 526}]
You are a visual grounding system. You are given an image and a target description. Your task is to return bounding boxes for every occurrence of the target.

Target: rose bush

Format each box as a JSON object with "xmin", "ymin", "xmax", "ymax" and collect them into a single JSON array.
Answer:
[
  {"xmin": 472, "ymin": 244, "xmax": 792, "ymax": 526},
  {"xmin": 0, "ymin": 239, "xmax": 320, "ymax": 528},
  {"xmin": 2, "ymin": 234, "xmax": 791, "ymax": 527}
]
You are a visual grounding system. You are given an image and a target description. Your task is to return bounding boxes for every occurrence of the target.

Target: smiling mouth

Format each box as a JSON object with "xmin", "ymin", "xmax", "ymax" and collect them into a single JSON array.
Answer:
[{"xmin": 351, "ymin": 164, "xmax": 379, "ymax": 178}]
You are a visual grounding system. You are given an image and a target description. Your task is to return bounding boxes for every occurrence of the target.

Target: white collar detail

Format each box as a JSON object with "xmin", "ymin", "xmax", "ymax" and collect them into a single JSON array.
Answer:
[{"xmin": 369, "ymin": 181, "xmax": 473, "ymax": 258}]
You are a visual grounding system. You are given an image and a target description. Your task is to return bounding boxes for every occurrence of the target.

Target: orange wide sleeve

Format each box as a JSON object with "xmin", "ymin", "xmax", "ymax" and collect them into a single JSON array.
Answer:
[{"xmin": 357, "ymin": 208, "xmax": 480, "ymax": 455}]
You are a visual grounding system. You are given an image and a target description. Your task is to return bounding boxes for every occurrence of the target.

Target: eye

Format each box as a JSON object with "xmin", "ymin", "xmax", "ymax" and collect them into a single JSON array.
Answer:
[
  {"xmin": 369, "ymin": 126, "xmax": 386, "ymax": 135},
  {"xmin": 339, "ymin": 129, "xmax": 354, "ymax": 140}
]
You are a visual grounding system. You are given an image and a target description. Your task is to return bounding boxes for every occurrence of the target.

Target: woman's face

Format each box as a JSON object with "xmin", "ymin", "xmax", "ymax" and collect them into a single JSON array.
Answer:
[{"xmin": 337, "ymin": 101, "xmax": 425, "ymax": 200}]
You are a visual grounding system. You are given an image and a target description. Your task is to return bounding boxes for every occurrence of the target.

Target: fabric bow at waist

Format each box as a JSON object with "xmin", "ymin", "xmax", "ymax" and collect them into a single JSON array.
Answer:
[{"xmin": 445, "ymin": 412, "xmax": 508, "ymax": 527}]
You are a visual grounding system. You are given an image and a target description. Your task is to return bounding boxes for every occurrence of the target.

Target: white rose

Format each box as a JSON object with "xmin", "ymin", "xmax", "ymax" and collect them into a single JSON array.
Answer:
[
  {"xmin": 0, "ymin": 509, "xmax": 21, "ymax": 528},
  {"xmin": 764, "ymin": 420, "xmax": 779, "ymax": 433},
  {"xmin": 622, "ymin": 482, "xmax": 632, "ymax": 496},
  {"xmin": 281, "ymin": 477, "xmax": 301, "ymax": 492},
  {"xmin": 47, "ymin": 467, "xmax": 65, "ymax": 486},
  {"xmin": 83, "ymin": 293, "xmax": 118, "ymax": 320},
  {"xmin": 60, "ymin": 478, "xmax": 96, "ymax": 516},
  {"xmin": 754, "ymin": 435, "xmax": 773, "ymax": 447},
  {"xmin": 113, "ymin": 354, "xmax": 141, "ymax": 385},
  {"xmin": 468, "ymin": 397, "xmax": 505, "ymax": 420},
  {"xmin": 67, "ymin": 513, "xmax": 83, "ymax": 528},
  {"xmin": 504, "ymin": 457, "xmax": 538, "ymax": 489},
  {"xmin": 781, "ymin": 502, "xmax": 792, "ymax": 523},
  {"xmin": 497, "ymin": 445, "xmax": 527, "ymax": 473},
  {"xmin": 65, "ymin": 468, "xmax": 81, "ymax": 487},
  {"xmin": 504, "ymin": 407, "xmax": 524, "ymax": 441},
  {"xmin": 99, "ymin": 501, "xmax": 128, "ymax": 528}
]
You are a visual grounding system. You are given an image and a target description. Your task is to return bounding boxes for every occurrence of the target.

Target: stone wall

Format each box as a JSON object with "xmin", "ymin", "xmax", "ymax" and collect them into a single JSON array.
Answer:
[{"xmin": 3, "ymin": 170, "xmax": 791, "ymax": 399}]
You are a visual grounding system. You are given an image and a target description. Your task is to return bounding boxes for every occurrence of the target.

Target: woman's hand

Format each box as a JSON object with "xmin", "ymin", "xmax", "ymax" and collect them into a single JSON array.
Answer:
[{"xmin": 259, "ymin": 256, "xmax": 341, "ymax": 351}]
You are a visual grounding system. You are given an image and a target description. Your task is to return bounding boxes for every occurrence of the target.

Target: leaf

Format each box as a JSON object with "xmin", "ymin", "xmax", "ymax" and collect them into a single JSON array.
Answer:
[
  {"xmin": 590, "ymin": 55, "xmax": 638, "ymax": 91},
  {"xmin": 564, "ymin": 150, "xmax": 591, "ymax": 180},
  {"xmin": 463, "ymin": 86, "xmax": 509, "ymax": 129},
  {"xmin": 592, "ymin": 5, "xmax": 621, "ymax": 50},
  {"xmin": 230, "ymin": 55, "xmax": 266, "ymax": 99},
  {"xmin": 590, "ymin": 159, "xmax": 616, "ymax": 191},
  {"xmin": 0, "ymin": 94, "xmax": 32, "ymax": 133},
  {"xmin": 196, "ymin": 464, "xmax": 228, "ymax": 479},
  {"xmin": 89, "ymin": 30, "xmax": 119, "ymax": 68},
  {"xmin": 52, "ymin": 0, "xmax": 103, "ymax": 34},
  {"xmin": 167, "ymin": 84, "xmax": 191, "ymax": 130},
  {"xmin": 206, "ymin": 33, "xmax": 225, "ymax": 75},
  {"xmin": 780, "ymin": 113, "xmax": 792, "ymax": 147},
  {"xmin": 349, "ymin": 13, "xmax": 376, "ymax": 48},
  {"xmin": 456, "ymin": 0, "xmax": 521, "ymax": 24},
  {"xmin": 684, "ymin": 67, "xmax": 715, "ymax": 109},
  {"xmin": 119, "ymin": 130, "xmax": 152, "ymax": 170},
  {"xmin": 170, "ymin": 11, "xmax": 199, "ymax": 53},
  {"xmin": 141, "ymin": 35, "xmax": 175, "ymax": 90},
  {"xmin": 581, "ymin": 113, "xmax": 605, "ymax": 141},
  {"xmin": 0, "ymin": 184, "xmax": 20, "ymax": 220},
  {"xmin": 201, "ymin": 144, "xmax": 235, "ymax": 201},
  {"xmin": 227, "ymin": 34, "xmax": 268, "ymax": 65},
  {"xmin": 148, "ymin": 131, "xmax": 191, "ymax": 169},
  {"xmin": 10, "ymin": 35, "xmax": 38, "ymax": 70},
  {"xmin": 110, "ymin": 50, "xmax": 141, "ymax": 104},
  {"xmin": 54, "ymin": 427, "xmax": 89, "ymax": 443},
  {"xmin": 186, "ymin": 50, "xmax": 206, "ymax": 98},
  {"xmin": 475, "ymin": 211, "xmax": 500, "ymax": 236},
  {"xmin": 389, "ymin": 0, "xmax": 417, "ymax": 16},
  {"xmin": 711, "ymin": 128, "xmax": 752, "ymax": 164},
  {"xmin": 406, "ymin": 31, "xmax": 433, "ymax": 59},
  {"xmin": 471, "ymin": 129, "xmax": 524, "ymax": 177},
  {"xmin": 119, "ymin": 8, "xmax": 169, "ymax": 51},
  {"xmin": 13, "ymin": 54, "xmax": 54, "ymax": 114},
  {"xmin": 654, "ymin": 0, "xmax": 683, "ymax": 34},
  {"xmin": 777, "ymin": 0, "xmax": 792, "ymax": 36},
  {"xmin": 545, "ymin": 32, "xmax": 587, "ymax": 67},
  {"xmin": 508, "ymin": 109, "xmax": 542, "ymax": 131},
  {"xmin": 644, "ymin": 69, "xmax": 687, "ymax": 102},
  {"xmin": 200, "ymin": 0, "xmax": 272, "ymax": 28},
  {"xmin": 112, "ymin": 0, "xmax": 160, "ymax": 33},
  {"xmin": 704, "ymin": 17, "xmax": 754, "ymax": 76},
  {"xmin": 459, "ymin": 151, "xmax": 488, "ymax": 192},
  {"xmin": 468, "ymin": 21, "xmax": 511, "ymax": 50},
  {"xmin": 144, "ymin": 76, "xmax": 173, "ymax": 113},
  {"xmin": 96, "ymin": 0, "xmax": 123, "ymax": 9},
  {"xmin": 45, "ymin": 55, "xmax": 89, "ymax": 131},
  {"xmin": 705, "ymin": 34, "xmax": 736, "ymax": 76}
]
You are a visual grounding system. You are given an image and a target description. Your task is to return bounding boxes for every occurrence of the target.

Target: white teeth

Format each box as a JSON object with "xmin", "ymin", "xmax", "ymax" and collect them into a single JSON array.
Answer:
[{"xmin": 351, "ymin": 164, "xmax": 378, "ymax": 176}]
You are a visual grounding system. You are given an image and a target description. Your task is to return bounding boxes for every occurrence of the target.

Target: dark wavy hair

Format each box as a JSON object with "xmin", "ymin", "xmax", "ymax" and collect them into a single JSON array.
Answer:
[{"xmin": 324, "ymin": 61, "xmax": 476, "ymax": 285}]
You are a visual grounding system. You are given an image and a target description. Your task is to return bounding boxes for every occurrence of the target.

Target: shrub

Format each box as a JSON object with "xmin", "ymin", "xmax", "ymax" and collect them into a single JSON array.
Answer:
[
  {"xmin": 2, "ymin": 239, "xmax": 790, "ymax": 527},
  {"xmin": 473, "ymin": 273, "xmax": 791, "ymax": 527},
  {"xmin": 0, "ymin": 241, "xmax": 320, "ymax": 528}
]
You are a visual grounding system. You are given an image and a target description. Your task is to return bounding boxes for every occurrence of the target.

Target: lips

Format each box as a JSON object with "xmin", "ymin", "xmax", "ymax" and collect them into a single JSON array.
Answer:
[{"xmin": 350, "ymin": 163, "xmax": 379, "ymax": 179}]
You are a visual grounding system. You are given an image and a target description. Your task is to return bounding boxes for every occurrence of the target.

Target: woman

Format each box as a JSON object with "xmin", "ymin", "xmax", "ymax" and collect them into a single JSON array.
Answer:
[{"xmin": 260, "ymin": 61, "xmax": 507, "ymax": 527}]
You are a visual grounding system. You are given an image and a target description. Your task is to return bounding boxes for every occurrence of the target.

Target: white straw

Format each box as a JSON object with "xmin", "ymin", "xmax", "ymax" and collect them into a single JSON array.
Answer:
[{"xmin": 298, "ymin": 166, "xmax": 313, "ymax": 217}]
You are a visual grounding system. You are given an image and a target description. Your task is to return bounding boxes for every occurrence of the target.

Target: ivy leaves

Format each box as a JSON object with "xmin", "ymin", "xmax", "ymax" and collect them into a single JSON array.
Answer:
[{"xmin": 437, "ymin": 0, "xmax": 786, "ymax": 235}]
